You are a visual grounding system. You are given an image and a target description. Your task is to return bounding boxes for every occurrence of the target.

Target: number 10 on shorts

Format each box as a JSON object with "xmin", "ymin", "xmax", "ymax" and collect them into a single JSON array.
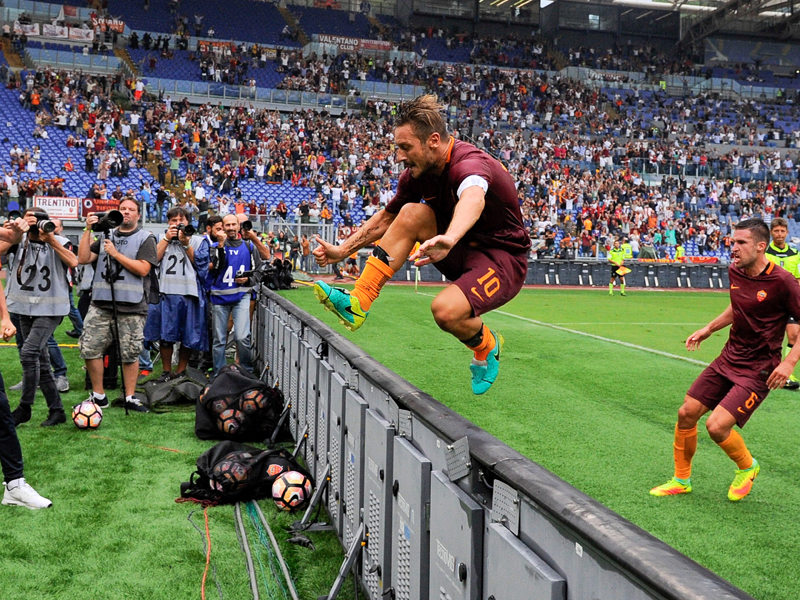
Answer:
[{"xmin": 471, "ymin": 268, "xmax": 501, "ymax": 301}]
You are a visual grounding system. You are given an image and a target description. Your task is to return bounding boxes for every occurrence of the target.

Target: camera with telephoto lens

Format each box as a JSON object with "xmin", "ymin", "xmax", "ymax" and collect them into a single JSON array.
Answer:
[
  {"xmin": 176, "ymin": 223, "xmax": 196, "ymax": 236},
  {"xmin": 30, "ymin": 211, "xmax": 56, "ymax": 234},
  {"xmin": 241, "ymin": 220, "xmax": 253, "ymax": 232},
  {"xmin": 91, "ymin": 210, "xmax": 124, "ymax": 233},
  {"xmin": 7, "ymin": 210, "xmax": 21, "ymax": 221}
]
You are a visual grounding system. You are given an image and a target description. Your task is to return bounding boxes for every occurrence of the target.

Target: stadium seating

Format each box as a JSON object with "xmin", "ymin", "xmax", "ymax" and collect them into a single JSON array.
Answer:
[
  {"xmin": 111, "ymin": 0, "xmax": 301, "ymax": 47},
  {"xmin": 128, "ymin": 48, "xmax": 286, "ymax": 88},
  {"xmin": 290, "ymin": 5, "xmax": 372, "ymax": 39},
  {"xmin": 0, "ymin": 71, "xmax": 152, "ymax": 202}
]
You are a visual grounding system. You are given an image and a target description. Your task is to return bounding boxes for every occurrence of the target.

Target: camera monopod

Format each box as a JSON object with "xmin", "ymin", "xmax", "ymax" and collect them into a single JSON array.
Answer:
[{"xmin": 101, "ymin": 230, "xmax": 130, "ymax": 416}]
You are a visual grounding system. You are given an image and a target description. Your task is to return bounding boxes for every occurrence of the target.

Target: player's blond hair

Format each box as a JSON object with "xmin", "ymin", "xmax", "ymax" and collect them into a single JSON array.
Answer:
[{"xmin": 396, "ymin": 94, "xmax": 450, "ymax": 143}]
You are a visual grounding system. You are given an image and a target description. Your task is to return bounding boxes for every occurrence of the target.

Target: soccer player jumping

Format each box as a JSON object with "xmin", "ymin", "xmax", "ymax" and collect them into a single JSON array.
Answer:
[
  {"xmin": 312, "ymin": 95, "xmax": 530, "ymax": 394},
  {"xmin": 651, "ymin": 219, "xmax": 800, "ymax": 501}
]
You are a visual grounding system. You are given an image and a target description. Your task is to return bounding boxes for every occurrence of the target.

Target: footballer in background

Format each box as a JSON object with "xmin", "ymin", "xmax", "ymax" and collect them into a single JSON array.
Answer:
[
  {"xmin": 765, "ymin": 217, "xmax": 800, "ymax": 390},
  {"xmin": 651, "ymin": 219, "xmax": 800, "ymax": 502}
]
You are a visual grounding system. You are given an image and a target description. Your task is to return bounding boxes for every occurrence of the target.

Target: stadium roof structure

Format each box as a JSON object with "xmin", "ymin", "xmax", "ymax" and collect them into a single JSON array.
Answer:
[
  {"xmin": 676, "ymin": 0, "xmax": 800, "ymax": 44},
  {"xmin": 533, "ymin": 0, "xmax": 800, "ymax": 44}
]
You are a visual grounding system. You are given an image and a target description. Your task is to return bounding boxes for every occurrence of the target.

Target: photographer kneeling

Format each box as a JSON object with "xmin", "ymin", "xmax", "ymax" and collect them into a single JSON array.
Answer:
[
  {"xmin": 3, "ymin": 209, "xmax": 77, "ymax": 427},
  {"xmin": 78, "ymin": 199, "xmax": 157, "ymax": 412},
  {"xmin": 144, "ymin": 206, "xmax": 209, "ymax": 380}
]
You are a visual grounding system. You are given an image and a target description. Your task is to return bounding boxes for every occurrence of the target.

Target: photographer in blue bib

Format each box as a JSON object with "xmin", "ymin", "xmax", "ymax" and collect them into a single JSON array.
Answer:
[
  {"xmin": 144, "ymin": 206, "xmax": 210, "ymax": 381},
  {"xmin": 0, "ymin": 209, "xmax": 77, "ymax": 427},
  {"xmin": 207, "ymin": 214, "xmax": 262, "ymax": 377},
  {"xmin": 78, "ymin": 199, "xmax": 158, "ymax": 413}
]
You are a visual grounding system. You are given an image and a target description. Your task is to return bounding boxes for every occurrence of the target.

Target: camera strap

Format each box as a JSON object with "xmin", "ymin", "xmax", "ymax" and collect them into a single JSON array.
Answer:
[{"xmin": 102, "ymin": 231, "xmax": 124, "ymax": 284}]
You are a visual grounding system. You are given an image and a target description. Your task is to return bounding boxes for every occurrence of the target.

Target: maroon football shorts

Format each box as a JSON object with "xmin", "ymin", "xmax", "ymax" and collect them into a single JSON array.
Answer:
[
  {"xmin": 687, "ymin": 361, "xmax": 769, "ymax": 428},
  {"xmin": 433, "ymin": 243, "xmax": 528, "ymax": 317}
]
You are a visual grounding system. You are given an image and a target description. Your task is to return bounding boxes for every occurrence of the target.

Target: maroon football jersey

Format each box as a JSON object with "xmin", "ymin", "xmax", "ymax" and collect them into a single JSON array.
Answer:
[
  {"xmin": 718, "ymin": 261, "xmax": 800, "ymax": 383},
  {"xmin": 386, "ymin": 138, "xmax": 531, "ymax": 254}
]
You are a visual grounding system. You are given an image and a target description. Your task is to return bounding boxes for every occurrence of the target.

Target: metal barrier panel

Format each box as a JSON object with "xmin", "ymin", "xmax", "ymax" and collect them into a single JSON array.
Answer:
[
  {"xmin": 513, "ymin": 494, "xmax": 654, "ymax": 600},
  {"xmin": 297, "ymin": 339, "xmax": 309, "ymax": 460},
  {"xmin": 329, "ymin": 347, "xmax": 353, "ymax": 386},
  {"xmin": 429, "ymin": 471, "xmax": 483, "ymax": 600},
  {"xmin": 261, "ymin": 289, "xmax": 755, "ymax": 600},
  {"xmin": 392, "ymin": 437, "xmax": 432, "ymax": 600},
  {"xmin": 316, "ymin": 359, "xmax": 334, "ymax": 486},
  {"xmin": 359, "ymin": 377, "xmax": 393, "ymax": 424},
  {"xmin": 484, "ymin": 523, "xmax": 565, "ymax": 600},
  {"xmin": 303, "ymin": 340, "xmax": 320, "ymax": 475},
  {"xmin": 279, "ymin": 323, "xmax": 292, "ymax": 419},
  {"xmin": 678, "ymin": 264, "xmax": 691, "ymax": 288},
  {"xmin": 269, "ymin": 311, "xmax": 281, "ymax": 387},
  {"xmin": 258, "ymin": 304, "xmax": 270, "ymax": 373},
  {"xmin": 279, "ymin": 318, "xmax": 290, "ymax": 390},
  {"xmin": 343, "ymin": 389, "xmax": 368, "ymax": 549},
  {"xmin": 656, "ymin": 264, "xmax": 672, "ymax": 288},
  {"xmin": 327, "ymin": 371, "xmax": 347, "ymax": 538},
  {"xmin": 559, "ymin": 262, "xmax": 577, "ymax": 285},
  {"xmin": 576, "ymin": 262, "xmax": 594, "ymax": 286},
  {"xmin": 288, "ymin": 330, "xmax": 300, "ymax": 440},
  {"xmin": 546, "ymin": 262, "xmax": 558, "ymax": 285},
  {"xmin": 363, "ymin": 409, "xmax": 395, "ymax": 600}
]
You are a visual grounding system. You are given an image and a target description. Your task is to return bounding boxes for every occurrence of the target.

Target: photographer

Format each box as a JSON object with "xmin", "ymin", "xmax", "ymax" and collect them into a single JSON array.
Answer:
[
  {"xmin": 144, "ymin": 206, "xmax": 210, "ymax": 381},
  {"xmin": 78, "ymin": 199, "xmax": 157, "ymax": 413},
  {"xmin": 207, "ymin": 214, "xmax": 261, "ymax": 376},
  {"xmin": 3, "ymin": 209, "xmax": 77, "ymax": 427},
  {"xmin": 0, "ymin": 284, "xmax": 51, "ymax": 509}
]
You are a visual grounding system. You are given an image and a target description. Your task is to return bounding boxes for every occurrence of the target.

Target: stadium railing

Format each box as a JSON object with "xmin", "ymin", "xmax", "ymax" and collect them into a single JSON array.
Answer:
[
  {"xmin": 25, "ymin": 48, "xmax": 122, "ymax": 73},
  {"xmin": 142, "ymin": 77, "xmax": 357, "ymax": 109},
  {"xmin": 2, "ymin": 0, "xmax": 94, "ymax": 20},
  {"xmin": 254, "ymin": 287, "xmax": 752, "ymax": 600}
]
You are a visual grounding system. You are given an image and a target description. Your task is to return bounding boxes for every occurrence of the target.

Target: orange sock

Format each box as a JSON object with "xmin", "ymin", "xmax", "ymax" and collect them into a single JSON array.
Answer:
[
  {"xmin": 351, "ymin": 255, "xmax": 395, "ymax": 311},
  {"xmin": 673, "ymin": 424, "xmax": 697, "ymax": 480},
  {"xmin": 466, "ymin": 324, "xmax": 496, "ymax": 361},
  {"xmin": 717, "ymin": 430, "xmax": 753, "ymax": 470}
]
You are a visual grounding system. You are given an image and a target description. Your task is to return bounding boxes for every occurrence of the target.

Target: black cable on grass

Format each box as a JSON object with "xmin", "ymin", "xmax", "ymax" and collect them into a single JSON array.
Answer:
[{"xmin": 188, "ymin": 510, "xmax": 224, "ymax": 600}]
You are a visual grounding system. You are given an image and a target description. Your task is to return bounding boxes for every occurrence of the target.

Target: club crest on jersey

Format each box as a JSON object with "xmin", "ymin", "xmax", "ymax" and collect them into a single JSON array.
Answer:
[{"xmin": 757, "ymin": 290, "xmax": 767, "ymax": 302}]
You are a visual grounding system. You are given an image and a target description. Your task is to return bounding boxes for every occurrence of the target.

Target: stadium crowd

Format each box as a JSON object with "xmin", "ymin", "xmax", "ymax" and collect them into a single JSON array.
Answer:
[{"xmin": 6, "ymin": 61, "xmax": 800, "ymax": 268}]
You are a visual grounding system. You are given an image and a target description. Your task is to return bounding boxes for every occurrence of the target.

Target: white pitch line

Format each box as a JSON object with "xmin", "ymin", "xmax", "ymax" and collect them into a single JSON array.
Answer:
[
  {"xmin": 494, "ymin": 310, "xmax": 708, "ymax": 366},
  {"xmin": 415, "ymin": 291, "xmax": 708, "ymax": 367}
]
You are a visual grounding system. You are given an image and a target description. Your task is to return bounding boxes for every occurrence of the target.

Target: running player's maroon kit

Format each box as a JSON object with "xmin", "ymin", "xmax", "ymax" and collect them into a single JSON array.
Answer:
[
  {"xmin": 689, "ymin": 261, "xmax": 800, "ymax": 426},
  {"xmin": 385, "ymin": 138, "xmax": 531, "ymax": 315}
]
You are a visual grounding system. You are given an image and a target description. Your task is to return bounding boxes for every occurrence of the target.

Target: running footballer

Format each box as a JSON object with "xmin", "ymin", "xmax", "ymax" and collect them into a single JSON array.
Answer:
[
  {"xmin": 651, "ymin": 219, "xmax": 800, "ymax": 501},
  {"xmin": 312, "ymin": 95, "xmax": 530, "ymax": 395}
]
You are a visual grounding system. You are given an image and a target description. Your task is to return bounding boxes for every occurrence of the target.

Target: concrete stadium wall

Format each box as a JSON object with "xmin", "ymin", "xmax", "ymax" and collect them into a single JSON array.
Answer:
[
  {"xmin": 253, "ymin": 287, "xmax": 752, "ymax": 600},
  {"xmin": 391, "ymin": 260, "xmax": 731, "ymax": 290}
]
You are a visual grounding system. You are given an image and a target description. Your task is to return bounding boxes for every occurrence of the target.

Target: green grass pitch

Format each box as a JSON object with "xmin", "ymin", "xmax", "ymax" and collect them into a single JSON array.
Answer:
[
  {"xmin": 0, "ymin": 319, "xmax": 359, "ymax": 600},
  {"xmin": 286, "ymin": 283, "xmax": 800, "ymax": 600}
]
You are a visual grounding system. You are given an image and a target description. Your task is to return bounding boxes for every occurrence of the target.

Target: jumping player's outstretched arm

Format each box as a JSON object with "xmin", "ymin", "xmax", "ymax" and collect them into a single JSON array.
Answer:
[
  {"xmin": 686, "ymin": 304, "xmax": 733, "ymax": 351},
  {"xmin": 313, "ymin": 209, "xmax": 396, "ymax": 267},
  {"xmin": 411, "ymin": 186, "xmax": 485, "ymax": 266}
]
